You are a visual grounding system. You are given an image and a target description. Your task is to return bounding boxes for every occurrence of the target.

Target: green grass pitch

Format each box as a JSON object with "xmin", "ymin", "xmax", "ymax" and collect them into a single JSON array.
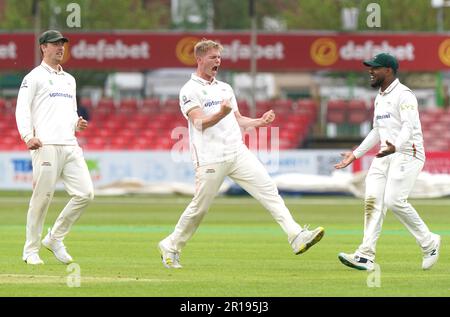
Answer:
[{"xmin": 0, "ymin": 191, "xmax": 449, "ymax": 297}]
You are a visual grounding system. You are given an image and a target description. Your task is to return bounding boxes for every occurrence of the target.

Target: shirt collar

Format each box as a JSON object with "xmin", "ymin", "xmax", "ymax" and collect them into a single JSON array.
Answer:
[
  {"xmin": 191, "ymin": 73, "xmax": 218, "ymax": 86},
  {"xmin": 379, "ymin": 78, "xmax": 399, "ymax": 96},
  {"xmin": 41, "ymin": 61, "xmax": 64, "ymax": 75}
]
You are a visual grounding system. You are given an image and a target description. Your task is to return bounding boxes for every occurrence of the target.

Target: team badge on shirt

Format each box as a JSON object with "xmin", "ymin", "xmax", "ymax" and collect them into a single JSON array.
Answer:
[
  {"xmin": 182, "ymin": 95, "xmax": 190, "ymax": 105},
  {"xmin": 20, "ymin": 79, "xmax": 28, "ymax": 88}
]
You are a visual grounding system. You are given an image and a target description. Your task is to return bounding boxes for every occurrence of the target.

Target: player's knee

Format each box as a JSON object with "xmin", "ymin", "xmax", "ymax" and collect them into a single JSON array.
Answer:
[
  {"xmin": 364, "ymin": 196, "xmax": 377, "ymax": 214},
  {"xmin": 384, "ymin": 196, "xmax": 404, "ymax": 211},
  {"xmin": 76, "ymin": 190, "xmax": 94, "ymax": 204}
]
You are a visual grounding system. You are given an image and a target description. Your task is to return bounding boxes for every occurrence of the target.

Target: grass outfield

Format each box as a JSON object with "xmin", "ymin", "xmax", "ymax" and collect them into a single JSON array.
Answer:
[{"xmin": 0, "ymin": 192, "xmax": 449, "ymax": 297}]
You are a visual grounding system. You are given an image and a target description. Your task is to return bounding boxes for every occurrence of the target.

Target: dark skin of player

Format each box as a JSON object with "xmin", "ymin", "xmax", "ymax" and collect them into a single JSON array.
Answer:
[{"xmin": 334, "ymin": 66, "xmax": 396, "ymax": 169}]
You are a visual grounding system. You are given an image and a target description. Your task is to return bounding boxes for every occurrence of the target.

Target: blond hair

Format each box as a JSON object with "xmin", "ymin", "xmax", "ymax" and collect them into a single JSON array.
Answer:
[{"xmin": 194, "ymin": 38, "xmax": 223, "ymax": 58}]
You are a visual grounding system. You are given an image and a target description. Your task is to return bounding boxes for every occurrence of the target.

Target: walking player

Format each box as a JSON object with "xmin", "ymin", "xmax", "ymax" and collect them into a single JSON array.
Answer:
[
  {"xmin": 334, "ymin": 53, "xmax": 440, "ymax": 271},
  {"xmin": 158, "ymin": 39, "xmax": 324, "ymax": 268},
  {"xmin": 16, "ymin": 30, "xmax": 94, "ymax": 265}
]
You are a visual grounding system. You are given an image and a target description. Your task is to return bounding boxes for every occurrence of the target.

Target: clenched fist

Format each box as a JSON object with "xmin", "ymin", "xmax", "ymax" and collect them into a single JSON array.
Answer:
[{"xmin": 260, "ymin": 110, "xmax": 275, "ymax": 126}]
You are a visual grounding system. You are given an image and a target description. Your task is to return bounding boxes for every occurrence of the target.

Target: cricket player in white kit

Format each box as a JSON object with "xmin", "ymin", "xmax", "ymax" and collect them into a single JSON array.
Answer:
[
  {"xmin": 16, "ymin": 30, "xmax": 94, "ymax": 265},
  {"xmin": 335, "ymin": 53, "xmax": 441, "ymax": 271},
  {"xmin": 158, "ymin": 39, "xmax": 324, "ymax": 268}
]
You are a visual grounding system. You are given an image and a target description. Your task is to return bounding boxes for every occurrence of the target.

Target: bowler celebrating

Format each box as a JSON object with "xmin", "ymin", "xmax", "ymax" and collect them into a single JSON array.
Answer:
[
  {"xmin": 16, "ymin": 30, "xmax": 94, "ymax": 265},
  {"xmin": 158, "ymin": 39, "xmax": 324, "ymax": 268},
  {"xmin": 334, "ymin": 53, "xmax": 440, "ymax": 271}
]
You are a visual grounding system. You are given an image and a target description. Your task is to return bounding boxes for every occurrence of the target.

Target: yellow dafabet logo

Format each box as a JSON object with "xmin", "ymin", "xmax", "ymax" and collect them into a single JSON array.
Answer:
[
  {"xmin": 61, "ymin": 42, "xmax": 71, "ymax": 64},
  {"xmin": 438, "ymin": 39, "xmax": 450, "ymax": 67},
  {"xmin": 310, "ymin": 38, "xmax": 338, "ymax": 66},
  {"xmin": 176, "ymin": 37, "xmax": 199, "ymax": 66}
]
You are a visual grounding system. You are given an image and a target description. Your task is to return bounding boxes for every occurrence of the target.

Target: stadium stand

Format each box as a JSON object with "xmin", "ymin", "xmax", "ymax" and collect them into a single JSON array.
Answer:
[{"xmin": 2, "ymin": 97, "xmax": 447, "ymax": 152}]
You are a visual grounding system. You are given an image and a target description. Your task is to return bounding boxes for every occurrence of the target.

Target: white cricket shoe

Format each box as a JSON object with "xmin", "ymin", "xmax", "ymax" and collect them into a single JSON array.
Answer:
[
  {"xmin": 291, "ymin": 226, "xmax": 325, "ymax": 255},
  {"xmin": 422, "ymin": 234, "xmax": 441, "ymax": 270},
  {"xmin": 42, "ymin": 232, "xmax": 73, "ymax": 264},
  {"xmin": 338, "ymin": 252, "xmax": 375, "ymax": 271},
  {"xmin": 24, "ymin": 253, "xmax": 44, "ymax": 265},
  {"xmin": 158, "ymin": 241, "xmax": 182, "ymax": 269}
]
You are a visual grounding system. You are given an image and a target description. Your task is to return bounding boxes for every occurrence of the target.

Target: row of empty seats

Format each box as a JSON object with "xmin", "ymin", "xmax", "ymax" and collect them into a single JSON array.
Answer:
[
  {"xmin": 2, "ymin": 97, "xmax": 448, "ymax": 151},
  {"xmin": 78, "ymin": 97, "xmax": 318, "ymax": 121},
  {"xmin": 0, "ymin": 97, "xmax": 317, "ymax": 150},
  {"xmin": 420, "ymin": 108, "xmax": 450, "ymax": 152},
  {"xmin": 326, "ymin": 99, "xmax": 373, "ymax": 124}
]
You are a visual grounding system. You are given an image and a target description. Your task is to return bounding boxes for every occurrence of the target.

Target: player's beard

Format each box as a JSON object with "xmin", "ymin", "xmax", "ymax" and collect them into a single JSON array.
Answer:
[{"xmin": 370, "ymin": 76, "xmax": 384, "ymax": 88}]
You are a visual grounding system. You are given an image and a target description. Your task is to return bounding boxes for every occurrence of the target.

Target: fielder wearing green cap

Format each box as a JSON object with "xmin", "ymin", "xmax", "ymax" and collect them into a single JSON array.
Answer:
[
  {"xmin": 38, "ymin": 30, "xmax": 69, "ymax": 44},
  {"xmin": 335, "ymin": 53, "xmax": 441, "ymax": 272},
  {"xmin": 16, "ymin": 30, "xmax": 93, "ymax": 265},
  {"xmin": 363, "ymin": 52, "xmax": 399, "ymax": 73},
  {"xmin": 38, "ymin": 30, "xmax": 69, "ymax": 57}
]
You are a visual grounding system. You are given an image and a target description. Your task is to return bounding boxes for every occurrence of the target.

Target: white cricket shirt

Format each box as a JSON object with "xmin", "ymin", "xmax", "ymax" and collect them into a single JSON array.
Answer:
[
  {"xmin": 353, "ymin": 79, "xmax": 425, "ymax": 161},
  {"xmin": 179, "ymin": 74, "xmax": 244, "ymax": 166},
  {"xmin": 16, "ymin": 61, "xmax": 79, "ymax": 145}
]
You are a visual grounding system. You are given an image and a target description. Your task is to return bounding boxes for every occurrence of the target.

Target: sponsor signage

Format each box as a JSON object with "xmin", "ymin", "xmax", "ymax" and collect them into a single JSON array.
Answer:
[
  {"xmin": 0, "ymin": 34, "xmax": 33, "ymax": 70},
  {"xmin": 0, "ymin": 150, "xmax": 342, "ymax": 189},
  {"xmin": 1, "ymin": 32, "xmax": 449, "ymax": 71},
  {"xmin": 1, "ymin": 150, "xmax": 449, "ymax": 190}
]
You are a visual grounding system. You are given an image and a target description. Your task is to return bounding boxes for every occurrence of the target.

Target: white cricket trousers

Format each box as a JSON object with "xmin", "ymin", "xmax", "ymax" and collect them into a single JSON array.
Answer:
[
  {"xmin": 163, "ymin": 147, "xmax": 302, "ymax": 252},
  {"xmin": 23, "ymin": 145, "xmax": 94, "ymax": 260},
  {"xmin": 356, "ymin": 153, "xmax": 434, "ymax": 261}
]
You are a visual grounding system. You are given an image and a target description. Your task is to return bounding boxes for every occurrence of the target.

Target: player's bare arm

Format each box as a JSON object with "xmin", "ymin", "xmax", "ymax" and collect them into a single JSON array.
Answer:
[
  {"xmin": 375, "ymin": 140, "xmax": 396, "ymax": 158},
  {"xmin": 235, "ymin": 109, "xmax": 275, "ymax": 129},
  {"xmin": 187, "ymin": 99, "xmax": 232, "ymax": 131},
  {"xmin": 334, "ymin": 151, "xmax": 356, "ymax": 169},
  {"xmin": 26, "ymin": 137, "xmax": 43, "ymax": 150}
]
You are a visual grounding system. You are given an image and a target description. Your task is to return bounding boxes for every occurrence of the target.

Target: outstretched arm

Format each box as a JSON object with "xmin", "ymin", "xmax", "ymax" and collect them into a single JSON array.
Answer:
[
  {"xmin": 234, "ymin": 109, "xmax": 275, "ymax": 129},
  {"xmin": 334, "ymin": 152, "xmax": 356, "ymax": 169},
  {"xmin": 334, "ymin": 128, "xmax": 380, "ymax": 169}
]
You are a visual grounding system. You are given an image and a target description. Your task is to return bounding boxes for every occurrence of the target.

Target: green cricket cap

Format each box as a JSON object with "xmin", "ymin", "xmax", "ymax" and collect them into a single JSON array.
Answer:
[
  {"xmin": 363, "ymin": 53, "xmax": 398, "ymax": 71},
  {"xmin": 39, "ymin": 30, "xmax": 68, "ymax": 45}
]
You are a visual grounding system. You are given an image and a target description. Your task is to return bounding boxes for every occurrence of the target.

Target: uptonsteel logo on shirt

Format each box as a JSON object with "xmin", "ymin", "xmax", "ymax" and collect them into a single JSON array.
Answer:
[
  {"xmin": 204, "ymin": 100, "xmax": 221, "ymax": 108},
  {"xmin": 376, "ymin": 113, "xmax": 391, "ymax": 120},
  {"xmin": 49, "ymin": 92, "xmax": 73, "ymax": 98}
]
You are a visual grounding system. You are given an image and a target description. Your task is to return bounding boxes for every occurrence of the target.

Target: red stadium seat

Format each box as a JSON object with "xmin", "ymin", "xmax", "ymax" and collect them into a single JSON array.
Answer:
[
  {"xmin": 96, "ymin": 98, "xmax": 116, "ymax": 115},
  {"xmin": 0, "ymin": 98, "xmax": 6, "ymax": 112},
  {"xmin": 1, "ymin": 114, "xmax": 16, "ymax": 127},
  {"xmin": 80, "ymin": 97, "xmax": 93, "ymax": 108},
  {"xmin": 141, "ymin": 98, "xmax": 161, "ymax": 114},
  {"xmin": 420, "ymin": 111, "xmax": 436, "ymax": 126},
  {"xmin": 426, "ymin": 139, "xmax": 448, "ymax": 152},
  {"xmin": 347, "ymin": 100, "xmax": 368, "ymax": 124},
  {"xmin": 118, "ymin": 98, "xmax": 138, "ymax": 115},
  {"xmin": 326, "ymin": 100, "xmax": 347, "ymax": 124},
  {"xmin": 272, "ymin": 99, "xmax": 293, "ymax": 114},
  {"xmin": 8, "ymin": 98, "xmax": 17, "ymax": 111},
  {"xmin": 237, "ymin": 99, "xmax": 250, "ymax": 116},
  {"xmin": 256, "ymin": 101, "xmax": 271, "ymax": 116},
  {"xmin": 161, "ymin": 99, "xmax": 180, "ymax": 113},
  {"xmin": 296, "ymin": 99, "xmax": 318, "ymax": 122}
]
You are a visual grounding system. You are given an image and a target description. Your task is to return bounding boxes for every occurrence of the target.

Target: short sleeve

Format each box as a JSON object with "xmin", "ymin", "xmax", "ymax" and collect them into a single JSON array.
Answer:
[{"xmin": 179, "ymin": 85, "xmax": 201, "ymax": 119}]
